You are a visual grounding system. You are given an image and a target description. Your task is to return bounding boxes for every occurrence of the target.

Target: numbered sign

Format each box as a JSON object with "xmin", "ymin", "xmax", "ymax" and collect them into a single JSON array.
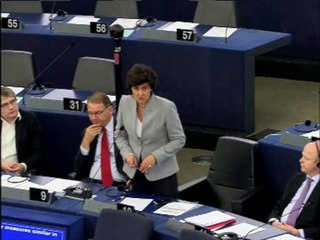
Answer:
[
  {"xmin": 63, "ymin": 98, "xmax": 82, "ymax": 111},
  {"xmin": 90, "ymin": 22, "xmax": 109, "ymax": 34},
  {"xmin": 1, "ymin": 18, "xmax": 22, "ymax": 30},
  {"xmin": 30, "ymin": 188, "xmax": 50, "ymax": 203},
  {"xmin": 176, "ymin": 29, "xmax": 195, "ymax": 42},
  {"xmin": 117, "ymin": 203, "xmax": 136, "ymax": 212}
]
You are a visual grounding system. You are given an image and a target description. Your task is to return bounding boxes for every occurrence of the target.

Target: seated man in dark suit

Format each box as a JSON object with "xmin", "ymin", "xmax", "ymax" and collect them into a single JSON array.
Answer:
[
  {"xmin": 1, "ymin": 86, "xmax": 42, "ymax": 173},
  {"xmin": 268, "ymin": 140, "xmax": 320, "ymax": 239},
  {"xmin": 74, "ymin": 92, "xmax": 127, "ymax": 186}
]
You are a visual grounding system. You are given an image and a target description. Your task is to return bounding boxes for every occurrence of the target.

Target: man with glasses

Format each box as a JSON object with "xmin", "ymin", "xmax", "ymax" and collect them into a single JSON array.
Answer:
[
  {"xmin": 74, "ymin": 92, "xmax": 127, "ymax": 186},
  {"xmin": 1, "ymin": 86, "xmax": 42, "ymax": 173}
]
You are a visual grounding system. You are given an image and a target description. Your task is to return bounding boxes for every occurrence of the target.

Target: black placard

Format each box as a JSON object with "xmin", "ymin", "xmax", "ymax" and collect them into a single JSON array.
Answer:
[
  {"xmin": 176, "ymin": 29, "xmax": 195, "ymax": 42},
  {"xmin": 117, "ymin": 203, "xmax": 136, "ymax": 212},
  {"xmin": 90, "ymin": 22, "xmax": 109, "ymax": 34},
  {"xmin": 1, "ymin": 18, "xmax": 21, "ymax": 30},
  {"xmin": 29, "ymin": 188, "xmax": 50, "ymax": 202},
  {"xmin": 63, "ymin": 98, "xmax": 82, "ymax": 111}
]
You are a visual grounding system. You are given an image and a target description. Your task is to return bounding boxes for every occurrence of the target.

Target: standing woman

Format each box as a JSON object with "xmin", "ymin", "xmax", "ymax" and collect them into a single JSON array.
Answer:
[{"xmin": 115, "ymin": 64, "xmax": 186, "ymax": 197}]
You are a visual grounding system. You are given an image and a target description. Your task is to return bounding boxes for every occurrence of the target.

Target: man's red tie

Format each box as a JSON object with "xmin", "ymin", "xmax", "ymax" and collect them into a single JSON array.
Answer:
[{"xmin": 101, "ymin": 128, "xmax": 113, "ymax": 186}]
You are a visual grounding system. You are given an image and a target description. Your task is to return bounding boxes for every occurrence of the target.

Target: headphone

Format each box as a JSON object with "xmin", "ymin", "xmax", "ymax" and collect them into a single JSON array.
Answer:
[
  {"xmin": 213, "ymin": 232, "xmax": 238, "ymax": 240},
  {"xmin": 105, "ymin": 184, "xmax": 130, "ymax": 197},
  {"xmin": 136, "ymin": 16, "xmax": 156, "ymax": 27},
  {"xmin": 294, "ymin": 120, "xmax": 318, "ymax": 132}
]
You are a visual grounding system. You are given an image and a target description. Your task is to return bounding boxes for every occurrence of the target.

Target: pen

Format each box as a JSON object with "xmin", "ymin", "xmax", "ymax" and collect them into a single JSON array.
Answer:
[{"xmin": 112, "ymin": 196, "xmax": 124, "ymax": 202}]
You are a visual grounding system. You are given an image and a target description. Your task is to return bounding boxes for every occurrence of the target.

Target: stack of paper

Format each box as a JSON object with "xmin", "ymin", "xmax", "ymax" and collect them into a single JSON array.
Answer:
[
  {"xmin": 153, "ymin": 201, "xmax": 198, "ymax": 216},
  {"xmin": 185, "ymin": 211, "xmax": 236, "ymax": 231}
]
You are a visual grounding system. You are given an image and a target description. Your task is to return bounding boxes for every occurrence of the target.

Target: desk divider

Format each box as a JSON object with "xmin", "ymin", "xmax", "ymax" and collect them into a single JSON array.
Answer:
[
  {"xmin": 83, "ymin": 199, "xmax": 117, "ymax": 213},
  {"xmin": 2, "ymin": 186, "xmax": 56, "ymax": 205}
]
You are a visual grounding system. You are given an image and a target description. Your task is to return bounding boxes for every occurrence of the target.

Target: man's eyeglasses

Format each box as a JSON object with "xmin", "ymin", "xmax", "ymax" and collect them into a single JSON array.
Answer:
[
  {"xmin": 1, "ymin": 99, "xmax": 17, "ymax": 109},
  {"xmin": 87, "ymin": 106, "xmax": 112, "ymax": 117}
]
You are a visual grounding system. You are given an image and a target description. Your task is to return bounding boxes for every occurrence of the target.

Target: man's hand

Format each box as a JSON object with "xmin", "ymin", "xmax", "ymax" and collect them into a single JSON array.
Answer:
[
  {"xmin": 81, "ymin": 124, "xmax": 102, "ymax": 149},
  {"xmin": 1, "ymin": 162, "xmax": 25, "ymax": 173},
  {"xmin": 272, "ymin": 222, "xmax": 300, "ymax": 236}
]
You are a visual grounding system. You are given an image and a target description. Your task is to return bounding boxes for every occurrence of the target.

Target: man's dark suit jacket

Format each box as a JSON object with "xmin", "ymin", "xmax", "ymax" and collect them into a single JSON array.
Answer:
[
  {"xmin": 1, "ymin": 109, "xmax": 43, "ymax": 171},
  {"xmin": 269, "ymin": 172, "xmax": 320, "ymax": 239},
  {"xmin": 74, "ymin": 131, "xmax": 126, "ymax": 181}
]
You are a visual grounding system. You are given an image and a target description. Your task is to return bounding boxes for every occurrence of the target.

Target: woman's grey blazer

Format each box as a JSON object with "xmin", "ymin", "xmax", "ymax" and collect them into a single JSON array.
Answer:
[{"xmin": 115, "ymin": 94, "xmax": 186, "ymax": 181}]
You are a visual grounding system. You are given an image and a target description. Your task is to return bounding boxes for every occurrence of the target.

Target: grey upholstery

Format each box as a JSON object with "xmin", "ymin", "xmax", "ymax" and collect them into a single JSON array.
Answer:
[
  {"xmin": 193, "ymin": 1, "xmax": 237, "ymax": 27},
  {"xmin": 1, "ymin": 50, "xmax": 37, "ymax": 87},
  {"xmin": 179, "ymin": 136, "xmax": 266, "ymax": 221},
  {"xmin": 179, "ymin": 229, "xmax": 218, "ymax": 240},
  {"xmin": 94, "ymin": 1, "xmax": 138, "ymax": 18},
  {"xmin": 72, "ymin": 56, "xmax": 115, "ymax": 93},
  {"xmin": 94, "ymin": 208, "xmax": 154, "ymax": 240},
  {"xmin": 1, "ymin": 1, "xmax": 43, "ymax": 13}
]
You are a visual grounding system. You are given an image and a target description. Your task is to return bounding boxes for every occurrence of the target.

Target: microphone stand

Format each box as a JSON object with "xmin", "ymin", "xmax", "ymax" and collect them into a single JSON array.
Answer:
[{"xmin": 110, "ymin": 24, "xmax": 124, "ymax": 110}]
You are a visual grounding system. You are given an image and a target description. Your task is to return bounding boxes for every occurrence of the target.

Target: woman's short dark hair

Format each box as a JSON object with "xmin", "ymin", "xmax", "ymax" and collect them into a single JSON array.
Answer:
[{"xmin": 126, "ymin": 64, "xmax": 158, "ymax": 93}]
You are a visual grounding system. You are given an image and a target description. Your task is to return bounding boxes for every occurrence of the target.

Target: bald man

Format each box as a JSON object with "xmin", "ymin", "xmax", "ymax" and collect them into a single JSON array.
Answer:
[{"xmin": 268, "ymin": 140, "xmax": 320, "ymax": 239}]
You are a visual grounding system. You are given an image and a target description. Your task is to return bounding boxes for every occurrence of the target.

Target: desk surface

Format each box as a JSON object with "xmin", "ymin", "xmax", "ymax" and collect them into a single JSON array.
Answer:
[
  {"xmin": 2, "ymin": 13, "xmax": 291, "ymax": 133},
  {"xmin": 1, "ymin": 174, "xmax": 288, "ymax": 240}
]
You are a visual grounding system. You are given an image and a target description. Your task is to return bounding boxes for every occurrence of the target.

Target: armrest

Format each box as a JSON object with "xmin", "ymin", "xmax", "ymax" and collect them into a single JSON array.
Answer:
[
  {"xmin": 178, "ymin": 178, "xmax": 219, "ymax": 206},
  {"xmin": 231, "ymin": 186, "xmax": 271, "ymax": 221}
]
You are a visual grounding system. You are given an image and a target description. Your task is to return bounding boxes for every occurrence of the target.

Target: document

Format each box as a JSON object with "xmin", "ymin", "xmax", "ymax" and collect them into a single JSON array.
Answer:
[
  {"xmin": 185, "ymin": 210, "xmax": 236, "ymax": 231},
  {"xmin": 214, "ymin": 222, "xmax": 264, "ymax": 237},
  {"xmin": 160, "ymin": 21, "xmax": 199, "ymax": 32},
  {"xmin": 302, "ymin": 130, "xmax": 319, "ymax": 139},
  {"xmin": 153, "ymin": 201, "xmax": 198, "ymax": 216},
  {"xmin": 7, "ymin": 86, "xmax": 24, "ymax": 95},
  {"xmin": 68, "ymin": 16, "xmax": 100, "ymax": 25},
  {"xmin": 266, "ymin": 234, "xmax": 305, "ymax": 240},
  {"xmin": 203, "ymin": 27, "xmax": 238, "ymax": 38},
  {"xmin": 42, "ymin": 178, "xmax": 81, "ymax": 193},
  {"xmin": 111, "ymin": 18, "xmax": 140, "ymax": 29},
  {"xmin": 120, "ymin": 197, "xmax": 153, "ymax": 211}
]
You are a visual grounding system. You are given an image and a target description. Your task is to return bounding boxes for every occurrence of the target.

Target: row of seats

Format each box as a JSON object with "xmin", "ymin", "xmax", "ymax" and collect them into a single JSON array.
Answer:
[
  {"xmin": 1, "ymin": 0, "xmax": 237, "ymax": 26},
  {"xmin": 94, "ymin": 208, "xmax": 216, "ymax": 240},
  {"xmin": 1, "ymin": 50, "xmax": 116, "ymax": 93}
]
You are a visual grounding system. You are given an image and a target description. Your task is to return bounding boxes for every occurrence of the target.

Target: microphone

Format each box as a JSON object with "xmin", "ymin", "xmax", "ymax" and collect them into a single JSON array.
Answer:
[
  {"xmin": 48, "ymin": 1, "xmax": 57, "ymax": 30},
  {"xmin": 67, "ymin": 125, "xmax": 126, "ymax": 201},
  {"xmin": 23, "ymin": 42, "xmax": 75, "ymax": 97},
  {"xmin": 241, "ymin": 201, "xmax": 312, "ymax": 240}
]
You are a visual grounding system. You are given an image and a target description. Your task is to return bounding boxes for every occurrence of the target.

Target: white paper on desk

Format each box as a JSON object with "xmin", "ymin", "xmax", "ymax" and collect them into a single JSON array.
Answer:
[
  {"xmin": 68, "ymin": 16, "xmax": 100, "ymax": 25},
  {"xmin": 214, "ymin": 222, "xmax": 264, "ymax": 237},
  {"xmin": 1, "ymin": 176, "xmax": 27, "ymax": 188},
  {"xmin": 302, "ymin": 130, "xmax": 320, "ymax": 139},
  {"xmin": 266, "ymin": 233, "xmax": 305, "ymax": 240},
  {"xmin": 7, "ymin": 86, "xmax": 24, "ymax": 95},
  {"xmin": 203, "ymin": 27, "xmax": 238, "ymax": 38},
  {"xmin": 42, "ymin": 178, "xmax": 81, "ymax": 193},
  {"xmin": 15, "ymin": 180, "xmax": 48, "ymax": 191},
  {"xmin": 1, "ymin": 175, "xmax": 11, "ymax": 182},
  {"xmin": 185, "ymin": 210, "xmax": 235, "ymax": 226},
  {"xmin": 120, "ymin": 197, "xmax": 153, "ymax": 211},
  {"xmin": 160, "ymin": 21, "xmax": 199, "ymax": 32},
  {"xmin": 153, "ymin": 201, "xmax": 197, "ymax": 216},
  {"xmin": 111, "ymin": 18, "xmax": 139, "ymax": 29},
  {"xmin": 1, "ymin": 13, "xmax": 10, "ymax": 18}
]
